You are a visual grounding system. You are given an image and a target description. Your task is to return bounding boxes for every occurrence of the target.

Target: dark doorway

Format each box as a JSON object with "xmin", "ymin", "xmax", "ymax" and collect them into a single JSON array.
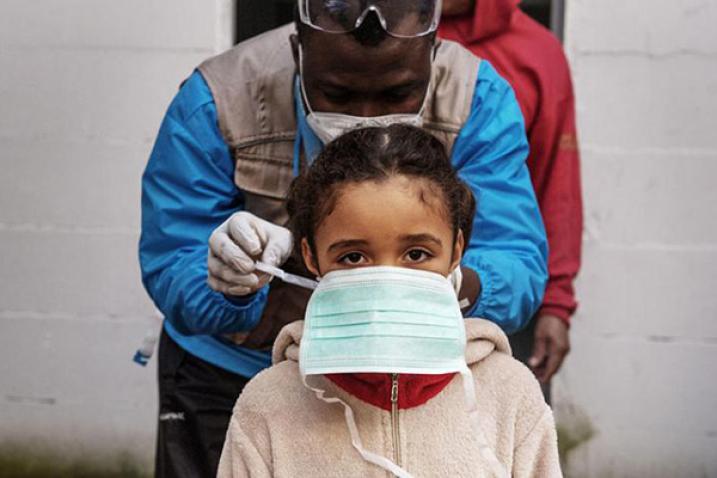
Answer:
[
  {"xmin": 521, "ymin": 0, "xmax": 550, "ymax": 28},
  {"xmin": 236, "ymin": 0, "xmax": 295, "ymax": 43},
  {"xmin": 521, "ymin": 0, "xmax": 565, "ymax": 41}
]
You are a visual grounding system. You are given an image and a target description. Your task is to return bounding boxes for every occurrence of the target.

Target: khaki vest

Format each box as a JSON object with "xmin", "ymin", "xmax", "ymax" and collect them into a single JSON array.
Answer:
[{"xmin": 198, "ymin": 24, "xmax": 481, "ymax": 347}]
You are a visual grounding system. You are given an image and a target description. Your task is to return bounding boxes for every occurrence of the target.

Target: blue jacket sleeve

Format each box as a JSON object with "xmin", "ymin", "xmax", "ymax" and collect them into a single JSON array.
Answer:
[
  {"xmin": 139, "ymin": 71, "xmax": 268, "ymax": 336},
  {"xmin": 453, "ymin": 61, "xmax": 548, "ymax": 333}
]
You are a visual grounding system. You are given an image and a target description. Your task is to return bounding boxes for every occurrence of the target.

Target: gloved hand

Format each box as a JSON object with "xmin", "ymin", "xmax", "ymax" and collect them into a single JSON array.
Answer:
[{"xmin": 208, "ymin": 212, "xmax": 293, "ymax": 297}]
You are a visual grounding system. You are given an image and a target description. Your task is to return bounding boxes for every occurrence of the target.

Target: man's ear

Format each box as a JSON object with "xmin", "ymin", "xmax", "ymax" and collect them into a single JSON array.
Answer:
[
  {"xmin": 301, "ymin": 237, "xmax": 320, "ymax": 277},
  {"xmin": 450, "ymin": 230, "xmax": 465, "ymax": 272},
  {"xmin": 290, "ymin": 33, "xmax": 300, "ymax": 73}
]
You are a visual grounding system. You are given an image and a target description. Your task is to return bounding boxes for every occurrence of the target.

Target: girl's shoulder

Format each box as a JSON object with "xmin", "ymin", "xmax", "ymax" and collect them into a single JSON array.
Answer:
[
  {"xmin": 472, "ymin": 347, "xmax": 544, "ymax": 401},
  {"xmin": 232, "ymin": 361, "xmax": 307, "ymax": 417},
  {"xmin": 469, "ymin": 351, "xmax": 552, "ymax": 435}
]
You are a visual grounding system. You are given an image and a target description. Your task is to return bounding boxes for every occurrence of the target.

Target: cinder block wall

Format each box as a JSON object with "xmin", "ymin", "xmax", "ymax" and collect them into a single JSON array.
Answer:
[
  {"xmin": 0, "ymin": 1, "xmax": 227, "ymax": 468},
  {"xmin": 2, "ymin": 0, "xmax": 715, "ymax": 475},
  {"xmin": 558, "ymin": 0, "xmax": 717, "ymax": 476}
]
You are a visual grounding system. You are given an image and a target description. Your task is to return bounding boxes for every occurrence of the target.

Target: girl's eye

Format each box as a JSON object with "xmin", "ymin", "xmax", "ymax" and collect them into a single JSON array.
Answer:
[
  {"xmin": 338, "ymin": 252, "xmax": 366, "ymax": 265},
  {"xmin": 405, "ymin": 249, "xmax": 432, "ymax": 263}
]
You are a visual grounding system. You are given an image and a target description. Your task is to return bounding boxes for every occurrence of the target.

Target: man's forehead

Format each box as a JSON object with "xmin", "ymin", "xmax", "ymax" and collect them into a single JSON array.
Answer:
[
  {"xmin": 316, "ymin": 68, "xmax": 424, "ymax": 93},
  {"xmin": 303, "ymin": 32, "xmax": 432, "ymax": 71}
]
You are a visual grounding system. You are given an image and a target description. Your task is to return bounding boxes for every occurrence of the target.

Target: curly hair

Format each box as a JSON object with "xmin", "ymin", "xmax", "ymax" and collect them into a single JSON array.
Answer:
[{"xmin": 286, "ymin": 124, "xmax": 476, "ymax": 256}]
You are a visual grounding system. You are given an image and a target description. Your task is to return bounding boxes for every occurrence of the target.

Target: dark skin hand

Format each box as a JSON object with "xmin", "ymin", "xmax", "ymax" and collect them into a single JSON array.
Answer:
[{"xmin": 528, "ymin": 314, "xmax": 571, "ymax": 383}]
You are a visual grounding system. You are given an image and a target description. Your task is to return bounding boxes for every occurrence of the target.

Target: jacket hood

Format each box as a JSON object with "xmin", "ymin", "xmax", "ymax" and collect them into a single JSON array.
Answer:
[
  {"xmin": 440, "ymin": 0, "xmax": 520, "ymax": 42},
  {"xmin": 272, "ymin": 318, "xmax": 512, "ymax": 368}
]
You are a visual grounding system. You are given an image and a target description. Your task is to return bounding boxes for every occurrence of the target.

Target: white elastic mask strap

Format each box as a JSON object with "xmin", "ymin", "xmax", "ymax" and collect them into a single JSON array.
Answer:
[
  {"xmin": 302, "ymin": 375, "xmax": 414, "ymax": 478},
  {"xmin": 416, "ymin": 44, "xmax": 437, "ymax": 118},
  {"xmin": 396, "ymin": 43, "xmax": 434, "ymax": 121},
  {"xmin": 297, "ymin": 45, "xmax": 316, "ymax": 116},
  {"xmin": 460, "ymin": 367, "xmax": 509, "ymax": 478},
  {"xmin": 300, "ymin": 43, "xmax": 432, "ymax": 121}
]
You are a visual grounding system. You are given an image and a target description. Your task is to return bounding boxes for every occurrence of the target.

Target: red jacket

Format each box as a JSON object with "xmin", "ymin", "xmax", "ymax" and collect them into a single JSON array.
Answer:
[{"xmin": 439, "ymin": 0, "xmax": 583, "ymax": 324}]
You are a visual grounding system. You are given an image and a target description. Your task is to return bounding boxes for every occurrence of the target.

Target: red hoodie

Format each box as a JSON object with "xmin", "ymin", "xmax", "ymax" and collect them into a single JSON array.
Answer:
[{"xmin": 440, "ymin": 0, "xmax": 583, "ymax": 325}]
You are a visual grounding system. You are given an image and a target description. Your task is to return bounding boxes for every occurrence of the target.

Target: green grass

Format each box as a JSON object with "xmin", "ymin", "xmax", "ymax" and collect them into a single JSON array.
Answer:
[
  {"xmin": 0, "ymin": 448, "xmax": 150, "ymax": 478},
  {"xmin": 1, "ymin": 421, "xmax": 593, "ymax": 478},
  {"xmin": 557, "ymin": 421, "xmax": 596, "ymax": 472}
]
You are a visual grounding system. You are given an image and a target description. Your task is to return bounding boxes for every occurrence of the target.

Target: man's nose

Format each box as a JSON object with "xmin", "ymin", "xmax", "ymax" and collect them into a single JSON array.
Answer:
[{"xmin": 352, "ymin": 101, "xmax": 386, "ymax": 118}]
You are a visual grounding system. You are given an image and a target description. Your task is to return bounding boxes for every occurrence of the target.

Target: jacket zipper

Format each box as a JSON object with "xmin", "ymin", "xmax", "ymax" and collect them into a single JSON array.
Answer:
[{"xmin": 391, "ymin": 373, "xmax": 401, "ymax": 467}]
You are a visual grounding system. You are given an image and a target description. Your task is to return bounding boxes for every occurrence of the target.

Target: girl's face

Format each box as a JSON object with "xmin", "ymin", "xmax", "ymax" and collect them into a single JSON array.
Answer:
[{"xmin": 301, "ymin": 175, "xmax": 463, "ymax": 277}]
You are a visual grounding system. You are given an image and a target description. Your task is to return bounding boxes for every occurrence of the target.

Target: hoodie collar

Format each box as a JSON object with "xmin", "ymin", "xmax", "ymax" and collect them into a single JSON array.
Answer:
[
  {"xmin": 439, "ymin": 0, "xmax": 520, "ymax": 43},
  {"xmin": 273, "ymin": 319, "xmax": 511, "ymax": 410},
  {"xmin": 325, "ymin": 373, "xmax": 455, "ymax": 411}
]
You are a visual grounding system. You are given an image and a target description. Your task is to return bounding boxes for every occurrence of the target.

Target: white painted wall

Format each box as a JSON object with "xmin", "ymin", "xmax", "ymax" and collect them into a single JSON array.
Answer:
[
  {"xmin": 0, "ymin": 1, "xmax": 227, "ymax": 469},
  {"xmin": 556, "ymin": 0, "xmax": 717, "ymax": 476},
  {"xmin": 1, "ymin": 0, "xmax": 715, "ymax": 476}
]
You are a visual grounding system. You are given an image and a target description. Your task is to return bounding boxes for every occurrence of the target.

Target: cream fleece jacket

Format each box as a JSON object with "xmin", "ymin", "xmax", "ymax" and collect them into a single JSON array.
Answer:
[{"xmin": 217, "ymin": 319, "xmax": 562, "ymax": 477}]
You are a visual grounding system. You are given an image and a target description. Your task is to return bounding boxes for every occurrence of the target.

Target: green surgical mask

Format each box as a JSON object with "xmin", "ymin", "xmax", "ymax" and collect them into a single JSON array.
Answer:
[
  {"xmin": 299, "ymin": 266, "xmax": 508, "ymax": 478},
  {"xmin": 301, "ymin": 266, "xmax": 466, "ymax": 375}
]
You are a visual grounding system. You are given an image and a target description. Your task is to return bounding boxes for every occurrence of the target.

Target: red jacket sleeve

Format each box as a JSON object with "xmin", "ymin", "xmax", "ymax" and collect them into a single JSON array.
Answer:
[{"xmin": 526, "ymin": 62, "xmax": 583, "ymax": 325}]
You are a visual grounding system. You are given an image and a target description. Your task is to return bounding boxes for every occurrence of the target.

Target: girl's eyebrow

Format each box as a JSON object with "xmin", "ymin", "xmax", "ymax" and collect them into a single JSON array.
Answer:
[
  {"xmin": 328, "ymin": 239, "xmax": 369, "ymax": 252},
  {"xmin": 399, "ymin": 233, "xmax": 443, "ymax": 246}
]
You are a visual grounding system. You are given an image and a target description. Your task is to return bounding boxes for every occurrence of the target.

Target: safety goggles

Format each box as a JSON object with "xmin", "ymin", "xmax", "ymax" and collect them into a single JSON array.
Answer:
[{"xmin": 298, "ymin": 0, "xmax": 442, "ymax": 38}]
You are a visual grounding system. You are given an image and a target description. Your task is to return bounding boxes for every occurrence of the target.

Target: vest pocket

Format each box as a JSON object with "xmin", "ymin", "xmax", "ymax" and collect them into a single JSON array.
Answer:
[{"xmin": 233, "ymin": 145, "xmax": 294, "ymax": 226}]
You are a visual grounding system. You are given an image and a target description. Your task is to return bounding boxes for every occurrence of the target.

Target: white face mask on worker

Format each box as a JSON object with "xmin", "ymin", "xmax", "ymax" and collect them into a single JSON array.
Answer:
[
  {"xmin": 305, "ymin": 110, "xmax": 424, "ymax": 144},
  {"xmin": 298, "ymin": 45, "xmax": 428, "ymax": 144}
]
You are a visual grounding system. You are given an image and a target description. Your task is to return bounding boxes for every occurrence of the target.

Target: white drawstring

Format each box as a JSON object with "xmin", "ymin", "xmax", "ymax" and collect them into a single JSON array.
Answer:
[
  {"xmin": 460, "ymin": 367, "xmax": 510, "ymax": 478},
  {"xmin": 303, "ymin": 376, "xmax": 415, "ymax": 478},
  {"xmin": 303, "ymin": 371, "xmax": 508, "ymax": 478}
]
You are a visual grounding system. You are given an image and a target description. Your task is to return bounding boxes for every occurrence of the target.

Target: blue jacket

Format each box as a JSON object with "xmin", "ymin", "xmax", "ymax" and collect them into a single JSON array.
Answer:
[{"xmin": 140, "ymin": 61, "xmax": 547, "ymax": 377}]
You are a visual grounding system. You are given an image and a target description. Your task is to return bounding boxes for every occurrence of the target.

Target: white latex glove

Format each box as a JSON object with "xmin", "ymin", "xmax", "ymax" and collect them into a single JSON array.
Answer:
[{"xmin": 207, "ymin": 211, "xmax": 293, "ymax": 296}]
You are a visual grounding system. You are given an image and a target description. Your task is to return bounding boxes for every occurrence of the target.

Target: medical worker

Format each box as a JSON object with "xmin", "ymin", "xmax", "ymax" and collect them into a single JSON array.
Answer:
[
  {"xmin": 140, "ymin": 1, "xmax": 547, "ymax": 476},
  {"xmin": 440, "ymin": 0, "xmax": 583, "ymax": 393}
]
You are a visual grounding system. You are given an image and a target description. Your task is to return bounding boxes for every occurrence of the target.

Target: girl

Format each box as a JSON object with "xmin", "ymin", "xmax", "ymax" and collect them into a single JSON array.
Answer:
[{"xmin": 217, "ymin": 125, "xmax": 561, "ymax": 477}]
